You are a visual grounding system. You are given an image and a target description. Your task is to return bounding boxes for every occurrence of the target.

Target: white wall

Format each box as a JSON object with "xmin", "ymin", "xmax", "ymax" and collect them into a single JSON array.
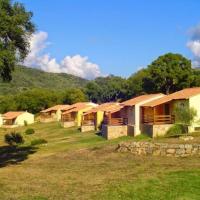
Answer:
[{"xmin": 15, "ymin": 112, "xmax": 34, "ymax": 126}]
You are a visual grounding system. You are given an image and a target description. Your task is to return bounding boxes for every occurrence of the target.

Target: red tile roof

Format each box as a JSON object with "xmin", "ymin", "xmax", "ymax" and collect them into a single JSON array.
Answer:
[
  {"xmin": 122, "ymin": 94, "xmax": 164, "ymax": 106},
  {"xmin": 3, "ymin": 111, "xmax": 25, "ymax": 120},
  {"xmin": 142, "ymin": 88, "xmax": 200, "ymax": 107}
]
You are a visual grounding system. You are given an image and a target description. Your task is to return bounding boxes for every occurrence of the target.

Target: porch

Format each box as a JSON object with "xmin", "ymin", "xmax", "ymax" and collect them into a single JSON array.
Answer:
[
  {"xmin": 103, "ymin": 112, "xmax": 128, "ymax": 126},
  {"xmin": 61, "ymin": 112, "xmax": 77, "ymax": 128},
  {"xmin": 142, "ymin": 103, "xmax": 175, "ymax": 125},
  {"xmin": 40, "ymin": 111, "xmax": 57, "ymax": 123}
]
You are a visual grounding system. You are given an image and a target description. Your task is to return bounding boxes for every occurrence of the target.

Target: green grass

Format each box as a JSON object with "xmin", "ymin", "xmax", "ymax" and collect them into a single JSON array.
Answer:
[{"xmin": 0, "ymin": 122, "xmax": 200, "ymax": 200}]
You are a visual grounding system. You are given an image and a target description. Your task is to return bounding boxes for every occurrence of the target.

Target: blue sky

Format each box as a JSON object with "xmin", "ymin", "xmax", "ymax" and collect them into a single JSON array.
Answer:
[{"xmin": 19, "ymin": 0, "xmax": 200, "ymax": 79}]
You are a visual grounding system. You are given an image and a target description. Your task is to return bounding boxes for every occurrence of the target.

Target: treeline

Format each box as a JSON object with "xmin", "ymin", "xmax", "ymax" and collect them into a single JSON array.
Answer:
[
  {"xmin": 0, "ymin": 88, "xmax": 87, "ymax": 114},
  {"xmin": 1, "ymin": 53, "xmax": 200, "ymax": 114}
]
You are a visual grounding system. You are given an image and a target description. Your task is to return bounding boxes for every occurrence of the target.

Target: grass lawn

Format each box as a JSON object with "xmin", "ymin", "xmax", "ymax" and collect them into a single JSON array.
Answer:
[{"xmin": 0, "ymin": 122, "xmax": 200, "ymax": 200}]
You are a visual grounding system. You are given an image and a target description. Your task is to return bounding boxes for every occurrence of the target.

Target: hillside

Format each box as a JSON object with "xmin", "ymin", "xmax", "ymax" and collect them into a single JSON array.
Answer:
[{"xmin": 0, "ymin": 66, "xmax": 88, "ymax": 95}]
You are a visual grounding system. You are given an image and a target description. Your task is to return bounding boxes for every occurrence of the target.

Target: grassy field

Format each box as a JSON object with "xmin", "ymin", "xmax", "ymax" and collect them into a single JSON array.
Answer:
[{"xmin": 0, "ymin": 122, "xmax": 200, "ymax": 200}]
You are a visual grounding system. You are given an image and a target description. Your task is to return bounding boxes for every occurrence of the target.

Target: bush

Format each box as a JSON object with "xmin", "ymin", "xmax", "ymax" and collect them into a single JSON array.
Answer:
[
  {"xmin": 4, "ymin": 132, "xmax": 24, "ymax": 146},
  {"xmin": 166, "ymin": 124, "xmax": 185, "ymax": 137},
  {"xmin": 24, "ymin": 120, "xmax": 28, "ymax": 126},
  {"xmin": 25, "ymin": 128, "xmax": 35, "ymax": 135},
  {"xmin": 31, "ymin": 138, "xmax": 47, "ymax": 146}
]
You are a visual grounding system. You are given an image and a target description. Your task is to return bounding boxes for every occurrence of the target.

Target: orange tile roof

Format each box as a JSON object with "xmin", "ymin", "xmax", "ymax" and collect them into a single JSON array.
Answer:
[
  {"xmin": 122, "ymin": 94, "xmax": 164, "ymax": 106},
  {"xmin": 3, "ymin": 111, "xmax": 25, "ymax": 120},
  {"xmin": 41, "ymin": 105, "xmax": 70, "ymax": 113},
  {"xmin": 83, "ymin": 102, "xmax": 119, "ymax": 115},
  {"xmin": 102, "ymin": 103, "xmax": 124, "ymax": 114},
  {"xmin": 142, "ymin": 87, "xmax": 200, "ymax": 107},
  {"xmin": 62, "ymin": 102, "xmax": 97, "ymax": 115}
]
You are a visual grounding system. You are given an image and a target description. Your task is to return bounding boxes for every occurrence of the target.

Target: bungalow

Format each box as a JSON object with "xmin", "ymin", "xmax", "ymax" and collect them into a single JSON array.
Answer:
[
  {"xmin": 2, "ymin": 111, "xmax": 34, "ymax": 128},
  {"xmin": 101, "ymin": 94, "xmax": 164, "ymax": 140},
  {"xmin": 141, "ymin": 88, "xmax": 200, "ymax": 137},
  {"xmin": 61, "ymin": 102, "xmax": 98, "ymax": 128},
  {"xmin": 40, "ymin": 105, "xmax": 70, "ymax": 122},
  {"xmin": 81, "ymin": 102, "xmax": 120, "ymax": 132}
]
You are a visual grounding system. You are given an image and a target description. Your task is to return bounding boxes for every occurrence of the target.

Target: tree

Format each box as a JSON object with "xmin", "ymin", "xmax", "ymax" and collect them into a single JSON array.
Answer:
[
  {"xmin": 127, "ymin": 68, "xmax": 148, "ymax": 98},
  {"xmin": 63, "ymin": 88, "xmax": 87, "ymax": 104},
  {"xmin": 0, "ymin": 0, "xmax": 35, "ymax": 81},
  {"xmin": 86, "ymin": 75, "xmax": 128, "ymax": 103},
  {"xmin": 173, "ymin": 104, "xmax": 197, "ymax": 134},
  {"xmin": 85, "ymin": 81, "xmax": 103, "ymax": 103},
  {"xmin": 143, "ymin": 53, "xmax": 193, "ymax": 94}
]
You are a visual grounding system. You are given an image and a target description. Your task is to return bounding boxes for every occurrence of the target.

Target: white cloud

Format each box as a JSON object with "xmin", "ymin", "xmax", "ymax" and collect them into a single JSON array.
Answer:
[
  {"xmin": 187, "ymin": 40, "xmax": 200, "ymax": 57},
  {"xmin": 24, "ymin": 31, "xmax": 103, "ymax": 79},
  {"xmin": 187, "ymin": 24, "xmax": 200, "ymax": 68}
]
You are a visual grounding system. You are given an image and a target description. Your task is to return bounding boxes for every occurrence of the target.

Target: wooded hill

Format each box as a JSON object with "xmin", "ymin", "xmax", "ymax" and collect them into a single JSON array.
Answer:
[{"xmin": 0, "ymin": 66, "xmax": 88, "ymax": 95}]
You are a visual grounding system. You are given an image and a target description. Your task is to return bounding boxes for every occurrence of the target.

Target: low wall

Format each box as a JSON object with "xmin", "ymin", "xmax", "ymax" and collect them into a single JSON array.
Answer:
[
  {"xmin": 81, "ymin": 125, "xmax": 95, "ymax": 132},
  {"xmin": 141, "ymin": 124, "xmax": 173, "ymax": 138},
  {"xmin": 117, "ymin": 141, "xmax": 200, "ymax": 157},
  {"xmin": 101, "ymin": 124, "xmax": 128, "ymax": 140},
  {"xmin": 40, "ymin": 118, "xmax": 56, "ymax": 123},
  {"xmin": 61, "ymin": 121, "xmax": 76, "ymax": 128}
]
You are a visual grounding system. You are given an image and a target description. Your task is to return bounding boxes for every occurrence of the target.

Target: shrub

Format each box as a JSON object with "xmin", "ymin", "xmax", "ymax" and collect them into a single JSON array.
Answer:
[
  {"xmin": 25, "ymin": 128, "xmax": 35, "ymax": 135},
  {"xmin": 24, "ymin": 120, "xmax": 28, "ymax": 126},
  {"xmin": 4, "ymin": 132, "xmax": 24, "ymax": 146},
  {"xmin": 166, "ymin": 124, "xmax": 185, "ymax": 137},
  {"xmin": 31, "ymin": 138, "xmax": 47, "ymax": 146}
]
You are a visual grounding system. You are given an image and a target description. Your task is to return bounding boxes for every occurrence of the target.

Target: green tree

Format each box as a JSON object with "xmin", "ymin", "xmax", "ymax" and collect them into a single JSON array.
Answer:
[
  {"xmin": 173, "ymin": 104, "xmax": 197, "ymax": 133},
  {"xmin": 127, "ymin": 68, "xmax": 148, "ymax": 98},
  {"xmin": 143, "ymin": 53, "xmax": 193, "ymax": 94},
  {"xmin": 63, "ymin": 88, "xmax": 87, "ymax": 104},
  {"xmin": 0, "ymin": 0, "xmax": 35, "ymax": 81},
  {"xmin": 86, "ymin": 76, "xmax": 127, "ymax": 103}
]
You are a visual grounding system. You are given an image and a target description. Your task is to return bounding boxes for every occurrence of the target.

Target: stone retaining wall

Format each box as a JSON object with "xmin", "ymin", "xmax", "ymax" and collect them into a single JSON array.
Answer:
[
  {"xmin": 81, "ymin": 125, "xmax": 95, "ymax": 132},
  {"xmin": 117, "ymin": 141, "xmax": 200, "ymax": 157}
]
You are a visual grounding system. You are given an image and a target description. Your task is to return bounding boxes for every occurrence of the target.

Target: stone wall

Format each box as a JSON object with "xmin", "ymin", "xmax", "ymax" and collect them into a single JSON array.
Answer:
[
  {"xmin": 101, "ymin": 124, "xmax": 128, "ymax": 140},
  {"xmin": 81, "ymin": 125, "xmax": 95, "ymax": 132},
  {"xmin": 117, "ymin": 141, "xmax": 200, "ymax": 157},
  {"xmin": 141, "ymin": 124, "xmax": 173, "ymax": 138},
  {"xmin": 61, "ymin": 121, "xmax": 76, "ymax": 128}
]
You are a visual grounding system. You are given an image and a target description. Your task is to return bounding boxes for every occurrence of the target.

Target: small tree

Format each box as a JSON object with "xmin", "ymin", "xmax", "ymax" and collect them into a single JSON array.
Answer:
[
  {"xmin": 4, "ymin": 132, "xmax": 24, "ymax": 146},
  {"xmin": 173, "ymin": 104, "xmax": 197, "ymax": 134}
]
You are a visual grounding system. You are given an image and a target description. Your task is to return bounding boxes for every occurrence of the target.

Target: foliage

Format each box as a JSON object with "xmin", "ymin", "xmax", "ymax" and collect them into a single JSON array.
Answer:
[
  {"xmin": 31, "ymin": 138, "xmax": 47, "ymax": 146},
  {"xmin": 4, "ymin": 132, "xmax": 24, "ymax": 146},
  {"xmin": 62, "ymin": 88, "xmax": 88, "ymax": 104},
  {"xmin": 143, "ymin": 53, "xmax": 193, "ymax": 94},
  {"xmin": 126, "ymin": 68, "xmax": 148, "ymax": 98},
  {"xmin": 25, "ymin": 128, "xmax": 35, "ymax": 135},
  {"xmin": 0, "ymin": 65, "xmax": 88, "ymax": 95},
  {"xmin": 173, "ymin": 104, "xmax": 197, "ymax": 133},
  {"xmin": 0, "ymin": 0, "xmax": 35, "ymax": 81},
  {"xmin": 0, "ymin": 87, "xmax": 88, "ymax": 113},
  {"xmin": 86, "ymin": 75, "xmax": 127, "ymax": 103},
  {"xmin": 24, "ymin": 120, "xmax": 28, "ymax": 126},
  {"xmin": 166, "ymin": 124, "xmax": 185, "ymax": 136}
]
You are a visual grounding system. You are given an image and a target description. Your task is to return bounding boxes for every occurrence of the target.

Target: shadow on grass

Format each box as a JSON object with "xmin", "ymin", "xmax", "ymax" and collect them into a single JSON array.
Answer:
[{"xmin": 0, "ymin": 145, "xmax": 38, "ymax": 168}]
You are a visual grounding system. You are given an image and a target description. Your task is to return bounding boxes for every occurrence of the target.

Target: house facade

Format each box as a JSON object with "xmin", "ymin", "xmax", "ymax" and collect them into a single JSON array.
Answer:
[
  {"xmin": 141, "ymin": 88, "xmax": 200, "ymax": 137},
  {"xmin": 40, "ymin": 105, "xmax": 70, "ymax": 122},
  {"xmin": 2, "ymin": 111, "xmax": 34, "ymax": 128},
  {"xmin": 101, "ymin": 94, "xmax": 164, "ymax": 139},
  {"xmin": 81, "ymin": 102, "xmax": 120, "ymax": 132},
  {"xmin": 61, "ymin": 102, "xmax": 98, "ymax": 128}
]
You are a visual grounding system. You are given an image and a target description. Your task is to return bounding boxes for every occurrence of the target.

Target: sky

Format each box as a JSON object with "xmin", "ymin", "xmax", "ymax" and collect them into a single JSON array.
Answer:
[{"xmin": 19, "ymin": 0, "xmax": 200, "ymax": 79}]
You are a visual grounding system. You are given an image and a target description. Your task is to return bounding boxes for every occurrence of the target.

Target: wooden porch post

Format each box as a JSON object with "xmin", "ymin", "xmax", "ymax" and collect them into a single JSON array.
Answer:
[
  {"xmin": 108, "ymin": 112, "xmax": 111, "ymax": 125},
  {"xmin": 153, "ymin": 107, "xmax": 155, "ymax": 124}
]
